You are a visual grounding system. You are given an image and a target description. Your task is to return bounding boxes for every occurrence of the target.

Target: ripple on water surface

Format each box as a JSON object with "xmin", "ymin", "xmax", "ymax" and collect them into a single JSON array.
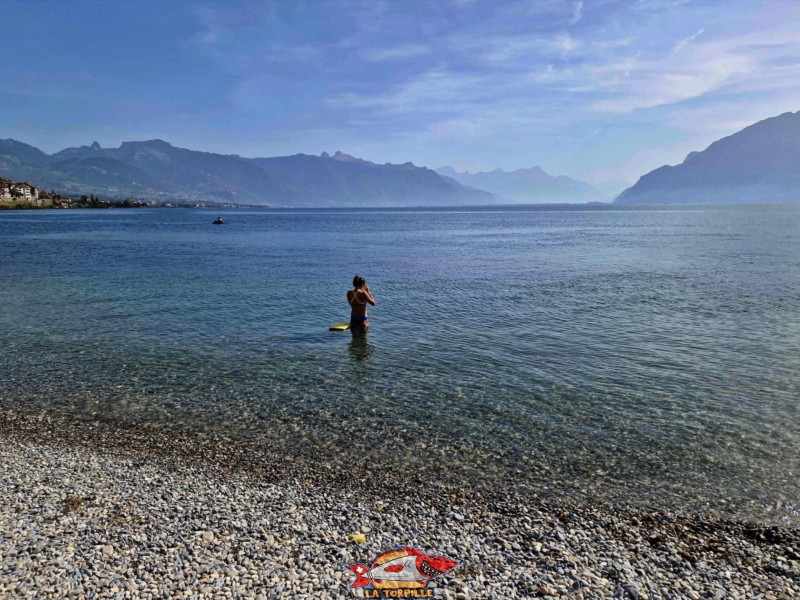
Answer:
[{"xmin": 1, "ymin": 206, "xmax": 799, "ymax": 524}]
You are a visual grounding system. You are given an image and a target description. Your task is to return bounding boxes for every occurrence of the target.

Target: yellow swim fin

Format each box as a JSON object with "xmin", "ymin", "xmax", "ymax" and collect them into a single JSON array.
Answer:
[{"xmin": 329, "ymin": 322, "xmax": 350, "ymax": 331}]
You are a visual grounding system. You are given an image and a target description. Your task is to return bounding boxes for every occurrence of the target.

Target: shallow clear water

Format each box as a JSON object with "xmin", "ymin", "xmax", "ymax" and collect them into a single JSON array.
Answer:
[{"xmin": 1, "ymin": 205, "xmax": 799, "ymax": 523}]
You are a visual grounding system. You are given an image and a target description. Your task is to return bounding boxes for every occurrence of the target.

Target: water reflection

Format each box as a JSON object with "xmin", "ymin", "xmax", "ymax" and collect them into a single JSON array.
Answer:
[{"xmin": 348, "ymin": 330, "xmax": 375, "ymax": 361}]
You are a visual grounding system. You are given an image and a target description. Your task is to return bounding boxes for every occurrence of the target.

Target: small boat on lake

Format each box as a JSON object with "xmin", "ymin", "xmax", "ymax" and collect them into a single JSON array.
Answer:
[{"xmin": 212, "ymin": 217, "xmax": 225, "ymax": 224}]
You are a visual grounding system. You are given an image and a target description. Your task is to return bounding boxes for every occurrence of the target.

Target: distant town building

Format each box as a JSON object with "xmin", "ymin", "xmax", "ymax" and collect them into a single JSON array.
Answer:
[
  {"xmin": 0, "ymin": 176, "xmax": 59, "ymax": 207},
  {"xmin": 12, "ymin": 183, "xmax": 38, "ymax": 200},
  {"xmin": 0, "ymin": 177, "xmax": 12, "ymax": 200}
]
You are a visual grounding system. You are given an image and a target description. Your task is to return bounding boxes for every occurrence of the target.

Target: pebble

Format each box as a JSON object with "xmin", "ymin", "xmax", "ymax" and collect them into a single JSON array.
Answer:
[{"xmin": 0, "ymin": 413, "xmax": 797, "ymax": 599}]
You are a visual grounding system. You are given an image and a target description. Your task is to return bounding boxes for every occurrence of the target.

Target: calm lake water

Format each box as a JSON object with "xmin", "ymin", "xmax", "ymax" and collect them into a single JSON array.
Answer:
[{"xmin": 1, "ymin": 205, "xmax": 798, "ymax": 523}]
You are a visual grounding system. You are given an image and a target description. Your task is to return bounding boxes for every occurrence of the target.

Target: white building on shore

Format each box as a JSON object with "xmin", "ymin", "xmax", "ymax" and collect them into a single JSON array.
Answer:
[{"xmin": 13, "ymin": 183, "xmax": 38, "ymax": 200}]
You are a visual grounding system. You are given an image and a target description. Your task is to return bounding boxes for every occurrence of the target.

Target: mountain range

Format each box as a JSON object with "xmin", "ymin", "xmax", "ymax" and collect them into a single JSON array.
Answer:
[
  {"xmin": 616, "ymin": 111, "xmax": 800, "ymax": 204},
  {"xmin": 0, "ymin": 140, "xmax": 495, "ymax": 207},
  {"xmin": 436, "ymin": 166, "xmax": 602, "ymax": 203},
  {"xmin": 5, "ymin": 110, "xmax": 800, "ymax": 208}
]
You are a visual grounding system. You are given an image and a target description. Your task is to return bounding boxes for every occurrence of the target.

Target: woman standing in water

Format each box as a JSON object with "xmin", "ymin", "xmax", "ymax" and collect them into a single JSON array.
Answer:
[{"xmin": 348, "ymin": 275, "xmax": 376, "ymax": 331}]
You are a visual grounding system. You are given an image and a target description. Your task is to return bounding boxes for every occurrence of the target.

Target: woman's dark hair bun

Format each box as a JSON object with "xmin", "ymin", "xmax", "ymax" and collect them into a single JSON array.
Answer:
[{"xmin": 353, "ymin": 275, "xmax": 366, "ymax": 287}]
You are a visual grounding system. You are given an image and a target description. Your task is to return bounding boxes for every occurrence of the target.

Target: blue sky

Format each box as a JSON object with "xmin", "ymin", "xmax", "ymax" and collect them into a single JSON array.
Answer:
[{"xmin": 2, "ymin": 0, "xmax": 799, "ymax": 191}]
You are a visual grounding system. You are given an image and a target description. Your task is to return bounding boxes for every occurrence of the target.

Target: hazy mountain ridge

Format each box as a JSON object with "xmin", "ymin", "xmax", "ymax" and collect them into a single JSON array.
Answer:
[
  {"xmin": 616, "ymin": 111, "xmax": 800, "ymax": 204},
  {"xmin": 0, "ymin": 139, "xmax": 494, "ymax": 206},
  {"xmin": 253, "ymin": 153, "xmax": 492, "ymax": 207},
  {"xmin": 437, "ymin": 165, "xmax": 602, "ymax": 203}
]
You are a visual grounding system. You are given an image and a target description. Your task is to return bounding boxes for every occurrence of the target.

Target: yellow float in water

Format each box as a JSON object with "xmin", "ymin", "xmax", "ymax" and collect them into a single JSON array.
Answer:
[{"xmin": 329, "ymin": 322, "xmax": 350, "ymax": 331}]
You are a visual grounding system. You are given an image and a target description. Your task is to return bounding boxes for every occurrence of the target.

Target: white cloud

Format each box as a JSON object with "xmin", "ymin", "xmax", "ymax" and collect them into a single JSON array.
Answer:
[
  {"xmin": 593, "ymin": 37, "xmax": 634, "ymax": 50},
  {"xmin": 570, "ymin": 0, "xmax": 584, "ymax": 25},
  {"xmin": 556, "ymin": 33, "xmax": 580, "ymax": 54}
]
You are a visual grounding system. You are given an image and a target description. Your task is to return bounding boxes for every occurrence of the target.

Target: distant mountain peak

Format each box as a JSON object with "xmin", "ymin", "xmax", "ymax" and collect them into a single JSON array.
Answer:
[
  {"xmin": 90, "ymin": 141, "xmax": 101, "ymax": 150},
  {"xmin": 119, "ymin": 139, "xmax": 175, "ymax": 151},
  {"xmin": 0, "ymin": 138, "xmax": 50, "ymax": 168},
  {"xmin": 326, "ymin": 150, "xmax": 374, "ymax": 166},
  {"xmin": 518, "ymin": 165, "xmax": 547, "ymax": 175},
  {"xmin": 615, "ymin": 110, "xmax": 800, "ymax": 205},
  {"xmin": 435, "ymin": 164, "xmax": 601, "ymax": 203},
  {"xmin": 442, "ymin": 165, "xmax": 550, "ymax": 177},
  {"xmin": 0, "ymin": 138, "xmax": 47, "ymax": 153}
]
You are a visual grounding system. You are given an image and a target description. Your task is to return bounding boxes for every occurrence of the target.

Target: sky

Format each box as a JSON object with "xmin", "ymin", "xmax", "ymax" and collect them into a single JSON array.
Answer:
[{"xmin": 2, "ymin": 0, "xmax": 799, "ymax": 192}]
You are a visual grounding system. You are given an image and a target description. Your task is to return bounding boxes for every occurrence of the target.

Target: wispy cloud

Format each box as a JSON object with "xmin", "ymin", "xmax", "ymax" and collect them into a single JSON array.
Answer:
[
  {"xmin": 672, "ymin": 28, "xmax": 704, "ymax": 54},
  {"xmin": 9, "ymin": 0, "xmax": 800, "ymax": 183},
  {"xmin": 359, "ymin": 43, "xmax": 431, "ymax": 62},
  {"xmin": 590, "ymin": 47, "xmax": 756, "ymax": 113},
  {"xmin": 329, "ymin": 68, "xmax": 490, "ymax": 114},
  {"xmin": 632, "ymin": 0, "xmax": 694, "ymax": 12},
  {"xmin": 588, "ymin": 22, "xmax": 800, "ymax": 113},
  {"xmin": 570, "ymin": 0, "xmax": 584, "ymax": 25},
  {"xmin": 450, "ymin": 31, "xmax": 582, "ymax": 67},
  {"xmin": 314, "ymin": 0, "xmax": 800, "ymax": 177}
]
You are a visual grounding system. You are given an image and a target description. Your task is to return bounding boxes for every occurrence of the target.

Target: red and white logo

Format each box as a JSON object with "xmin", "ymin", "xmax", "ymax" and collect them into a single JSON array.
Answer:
[{"xmin": 344, "ymin": 545, "xmax": 460, "ymax": 598}]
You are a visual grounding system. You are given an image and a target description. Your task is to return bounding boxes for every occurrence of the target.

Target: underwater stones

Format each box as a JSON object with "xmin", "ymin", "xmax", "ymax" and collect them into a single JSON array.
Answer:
[{"xmin": 0, "ymin": 412, "xmax": 798, "ymax": 599}]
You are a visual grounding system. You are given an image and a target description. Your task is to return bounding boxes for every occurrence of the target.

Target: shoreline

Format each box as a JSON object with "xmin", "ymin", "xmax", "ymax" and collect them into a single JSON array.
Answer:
[{"xmin": 1, "ymin": 410, "xmax": 798, "ymax": 598}]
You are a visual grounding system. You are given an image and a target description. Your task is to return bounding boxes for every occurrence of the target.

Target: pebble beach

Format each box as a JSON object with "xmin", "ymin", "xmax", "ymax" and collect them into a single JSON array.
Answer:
[{"xmin": 1, "ymin": 411, "xmax": 798, "ymax": 599}]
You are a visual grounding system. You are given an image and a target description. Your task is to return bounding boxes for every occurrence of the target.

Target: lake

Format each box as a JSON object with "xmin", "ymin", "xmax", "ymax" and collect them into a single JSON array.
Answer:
[{"xmin": 1, "ymin": 204, "xmax": 798, "ymax": 524}]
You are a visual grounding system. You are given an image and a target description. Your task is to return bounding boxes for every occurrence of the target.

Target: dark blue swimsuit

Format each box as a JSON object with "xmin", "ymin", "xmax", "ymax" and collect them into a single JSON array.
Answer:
[{"xmin": 349, "ymin": 292, "xmax": 369, "ymax": 325}]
